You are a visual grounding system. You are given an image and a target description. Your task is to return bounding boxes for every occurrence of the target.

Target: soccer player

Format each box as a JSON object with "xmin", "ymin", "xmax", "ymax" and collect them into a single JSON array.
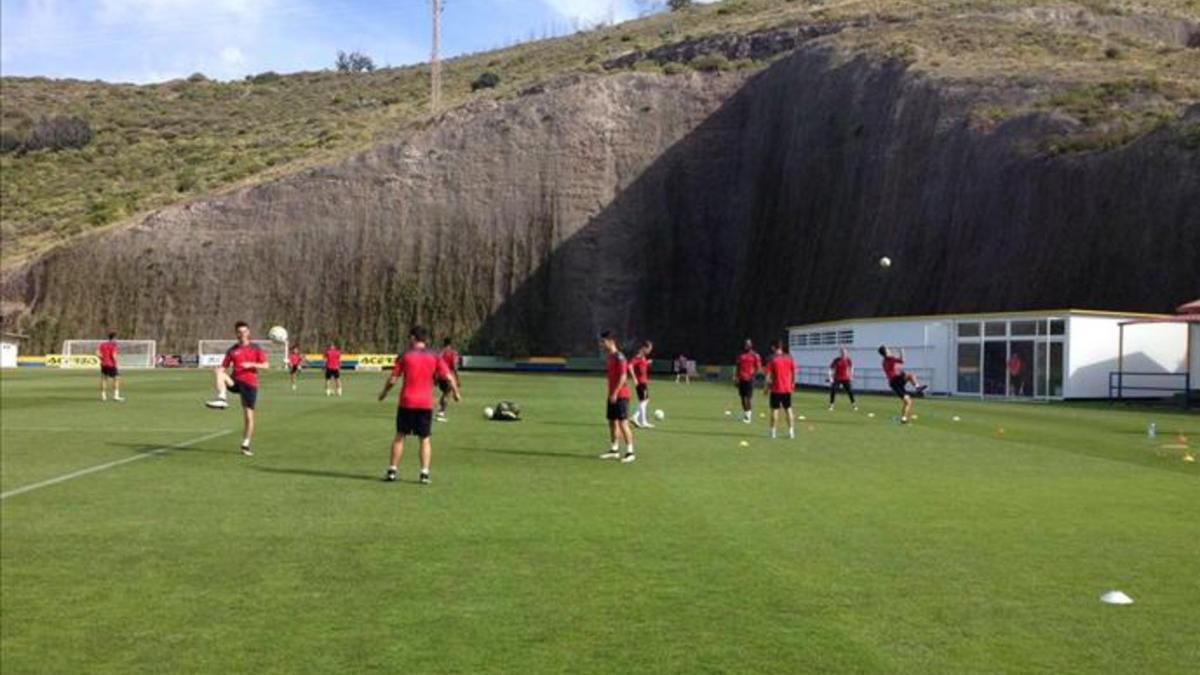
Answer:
[
  {"xmin": 629, "ymin": 340, "xmax": 654, "ymax": 428},
  {"xmin": 827, "ymin": 347, "xmax": 857, "ymax": 411},
  {"xmin": 377, "ymin": 326, "xmax": 460, "ymax": 485},
  {"xmin": 287, "ymin": 345, "xmax": 304, "ymax": 391},
  {"xmin": 598, "ymin": 331, "xmax": 636, "ymax": 463},
  {"xmin": 764, "ymin": 340, "xmax": 796, "ymax": 439},
  {"xmin": 674, "ymin": 354, "xmax": 690, "ymax": 384},
  {"xmin": 734, "ymin": 339, "xmax": 762, "ymax": 423},
  {"xmin": 96, "ymin": 332, "xmax": 124, "ymax": 402},
  {"xmin": 879, "ymin": 345, "xmax": 927, "ymax": 424},
  {"xmin": 205, "ymin": 321, "xmax": 269, "ymax": 456},
  {"xmin": 436, "ymin": 338, "xmax": 460, "ymax": 421},
  {"xmin": 323, "ymin": 342, "xmax": 342, "ymax": 397}
]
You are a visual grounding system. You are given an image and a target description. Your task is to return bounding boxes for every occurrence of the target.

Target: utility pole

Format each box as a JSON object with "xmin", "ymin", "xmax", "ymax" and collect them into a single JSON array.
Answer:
[{"xmin": 431, "ymin": 0, "xmax": 442, "ymax": 114}]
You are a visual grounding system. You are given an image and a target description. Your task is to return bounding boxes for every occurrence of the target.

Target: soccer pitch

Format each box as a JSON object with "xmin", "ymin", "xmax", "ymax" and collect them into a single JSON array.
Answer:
[{"xmin": 1, "ymin": 369, "xmax": 1197, "ymax": 674}]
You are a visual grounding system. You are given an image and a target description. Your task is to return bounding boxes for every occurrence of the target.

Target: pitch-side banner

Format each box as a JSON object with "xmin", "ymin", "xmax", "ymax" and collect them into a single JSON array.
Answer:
[
  {"xmin": 353, "ymin": 354, "xmax": 396, "ymax": 372},
  {"xmin": 46, "ymin": 354, "xmax": 100, "ymax": 368}
]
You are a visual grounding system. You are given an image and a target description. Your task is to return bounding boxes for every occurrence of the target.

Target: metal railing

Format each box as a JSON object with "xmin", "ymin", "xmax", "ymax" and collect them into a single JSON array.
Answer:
[{"xmin": 1108, "ymin": 371, "xmax": 1192, "ymax": 409}]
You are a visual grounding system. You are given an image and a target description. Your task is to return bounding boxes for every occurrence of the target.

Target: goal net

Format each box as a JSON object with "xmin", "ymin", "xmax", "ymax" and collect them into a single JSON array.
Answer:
[
  {"xmin": 61, "ymin": 340, "xmax": 157, "ymax": 369},
  {"xmin": 198, "ymin": 339, "xmax": 288, "ymax": 369}
]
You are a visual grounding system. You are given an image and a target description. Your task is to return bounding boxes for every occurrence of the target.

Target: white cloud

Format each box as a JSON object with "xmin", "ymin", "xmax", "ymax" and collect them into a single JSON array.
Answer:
[
  {"xmin": 220, "ymin": 46, "xmax": 246, "ymax": 67},
  {"xmin": 539, "ymin": 0, "xmax": 635, "ymax": 25}
]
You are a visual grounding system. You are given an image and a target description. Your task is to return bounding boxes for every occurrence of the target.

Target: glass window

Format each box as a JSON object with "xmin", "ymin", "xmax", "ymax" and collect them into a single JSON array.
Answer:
[
  {"xmin": 1049, "ymin": 342, "xmax": 1064, "ymax": 396},
  {"xmin": 985, "ymin": 321, "xmax": 1007, "ymax": 337},
  {"xmin": 957, "ymin": 343, "xmax": 981, "ymax": 394},
  {"xmin": 1008, "ymin": 341, "xmax": 1034, "ymax": 397},
  {"xmin": 1011, "ymin": 321, "xmax": 1037, "ymax": 336},
  {"xmin": 958, "ymin": 322, "xmax": 980, "ymax": 338},
  {"xmin": 984, "ymin": 341, "xmax": 1007, "ymax": 394},
  {"xmin": 1036, "ymin": 342, "xmax": 1048, "ymax": 397},
  {"xmin": 1050, "ymin": 319, "xmax": 1065, "ymax": 336}
]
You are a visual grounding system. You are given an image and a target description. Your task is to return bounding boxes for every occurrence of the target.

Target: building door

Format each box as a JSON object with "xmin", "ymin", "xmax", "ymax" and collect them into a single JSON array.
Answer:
[
  {"xmin": 1008, "ymin": 341, "xmax": 1034, "ymax": 397},
  {"xmin": 983, "ymin": 341, "xmax": 1008, "ymax": 395}
]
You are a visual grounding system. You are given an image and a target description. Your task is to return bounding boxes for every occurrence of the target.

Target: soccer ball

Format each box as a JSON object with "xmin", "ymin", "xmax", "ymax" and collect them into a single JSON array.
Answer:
[
  {"xmin": 483, "ymin": 406, "xmax": 495, "ymax": 419},
  {"xmin": 879, "ymin": 256, "xmax": 892, "ymax": 269},
  {"xmin": 654, "ymin": 409, "xmax": 665, "ymax": 421},
  {"xmin": 268, "ymin": 325, "xmax": 288, "ymax": 343}
]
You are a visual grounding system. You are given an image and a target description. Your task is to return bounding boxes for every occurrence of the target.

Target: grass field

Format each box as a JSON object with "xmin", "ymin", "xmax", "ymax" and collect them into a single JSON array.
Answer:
[{"xmin": 1, "ymin": 368, "xmax": 1197, "ymax": 673}]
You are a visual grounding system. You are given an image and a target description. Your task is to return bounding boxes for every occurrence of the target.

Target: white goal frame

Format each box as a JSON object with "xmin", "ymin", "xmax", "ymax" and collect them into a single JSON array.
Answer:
[
  {"xmin": 61, "ymin": 339, "xmax": 157, "ymax": 369},
  {"xmin": 198, "ymin": 339, "xmax": 288, "ymax": 369}
]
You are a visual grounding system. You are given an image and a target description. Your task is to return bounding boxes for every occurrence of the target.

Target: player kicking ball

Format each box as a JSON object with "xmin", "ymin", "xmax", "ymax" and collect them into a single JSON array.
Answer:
[
  {"xmin": 205, "ymin": 321, "xmax": 269, "ymax": 456},
  {"xmin": 599, "ymin": 331, "xmax": 636, "ymax": 463},
  {"xmin": 436, "ymin": 338, "xmax": 460, "ymax": 422},
  {"xmin": 734, "ymin": 339, "xmax": 762, "ymax": 423},
  {"xmin": 378, "ymin": 326, "xmax": 459, "ymax": 485},
  {"xmin": 323, "ymin": 342, "xmax": 342, "ymax": 397},
  {"xmin": 879, "ymin": 345, "xmax": 927, "ymax": 424},
  {"xmin": 629, "ymin": 340, "xmax": 654, "ymax": 428},
  {"xmin": 287, "ymin": 345, "xmax": 303, "ymax": 391},
  {"xmin": 764, "ymin": 340, "xmax": 796, "ymax": 439},
  {"xmin": 96, "ymin": 332, "xmax": 124, "ymax": 402}
]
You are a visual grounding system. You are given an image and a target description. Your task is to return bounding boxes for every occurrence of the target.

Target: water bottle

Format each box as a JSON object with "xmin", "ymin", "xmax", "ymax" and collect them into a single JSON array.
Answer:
[{"xmin": 1147, "ymin": 422, "xmax": 1157, "ymax": 439}]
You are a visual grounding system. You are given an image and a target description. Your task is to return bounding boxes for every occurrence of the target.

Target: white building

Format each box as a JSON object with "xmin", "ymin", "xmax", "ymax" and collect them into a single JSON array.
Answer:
[
  {"xmin": 1, "ymin": 334, "xmax": 21, "ymax": 369},
  {"xmin": 787, "ymin": 309, "xmax": 1190, "ymax": 400}
]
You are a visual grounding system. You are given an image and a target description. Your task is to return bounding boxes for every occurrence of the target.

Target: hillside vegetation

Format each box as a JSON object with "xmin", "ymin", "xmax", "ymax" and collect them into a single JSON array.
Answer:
[{"xmin": 2, "ymin": 0, "xmax": 1198, "ymax": 264}]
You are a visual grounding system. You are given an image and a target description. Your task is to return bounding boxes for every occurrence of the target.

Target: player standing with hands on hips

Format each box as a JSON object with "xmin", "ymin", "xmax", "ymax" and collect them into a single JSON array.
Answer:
[
  {"xmin": 206, "ymin": 321, "xmax": 269, "ymax": 456},
  {"xmin": 599, "ymin": 331, "xmax": 636, "ymax": 463},
  {"xmin": 378, "ymin": 326, "xmax": 459, "ymax": 485}
]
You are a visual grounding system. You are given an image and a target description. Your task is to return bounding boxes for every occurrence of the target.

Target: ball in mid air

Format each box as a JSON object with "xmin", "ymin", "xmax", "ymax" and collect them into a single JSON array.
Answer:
[
  {"xmin": 879, "ymin": 256, "xmax": 892, "ymax": 269},
  {"xmin": 654, "ymin": 409, "xmax": 665, "ymax": 421},
  {"xmin": 268, "ymin": 325, "xmax": 288, "ymax": 343}
]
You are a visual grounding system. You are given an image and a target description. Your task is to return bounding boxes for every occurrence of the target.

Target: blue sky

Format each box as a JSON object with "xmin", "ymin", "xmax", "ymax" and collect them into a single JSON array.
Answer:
[{"xmin": 0, "ymin": 0, "xmax": 717, "ymax": 83}]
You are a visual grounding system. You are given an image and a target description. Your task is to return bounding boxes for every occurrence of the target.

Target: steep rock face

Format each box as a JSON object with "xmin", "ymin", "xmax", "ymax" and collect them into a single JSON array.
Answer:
[{"xmin": 4, "ymin": 46, "xmax": 1198, "ymax": 359}]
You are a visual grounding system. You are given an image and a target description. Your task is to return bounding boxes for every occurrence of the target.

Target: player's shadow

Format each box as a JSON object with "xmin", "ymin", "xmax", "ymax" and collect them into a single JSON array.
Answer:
[
  {"xmin": 457, "ymin": 445, "xmax": 594, "ymax": 461},
  {"xmin": 251, "ymin": 466, "xmax": 379, "ymax": 482},
  {"xmin": 106, "ymin": 441, "xmax": 230, "ymax": 455}
]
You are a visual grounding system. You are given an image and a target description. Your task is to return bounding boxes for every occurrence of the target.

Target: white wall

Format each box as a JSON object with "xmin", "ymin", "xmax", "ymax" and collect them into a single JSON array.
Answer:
[
  {"xmin": 1191, "ymin": 325, "xmax": 1200, "ymax": 389},
  {"xmin": 788, "ymin": 319, "xmax": 951, "ymax": 394},
  {"xmin": 0, "ymin": 341, "xmax": 17, "ymax": 369},
  {"xmin": 1067, "ymin": 317, "xmax": 1188, "ymax": 398}
]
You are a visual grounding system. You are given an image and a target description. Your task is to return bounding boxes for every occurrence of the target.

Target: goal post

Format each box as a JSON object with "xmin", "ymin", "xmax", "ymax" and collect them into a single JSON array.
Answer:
[
  {"xmin": 61, "ymin": 340, "xmax": 157, "ymax": 369},
  {"xmin": 198, "ymin": 339, "xmax": 288, "ymax": 369}
]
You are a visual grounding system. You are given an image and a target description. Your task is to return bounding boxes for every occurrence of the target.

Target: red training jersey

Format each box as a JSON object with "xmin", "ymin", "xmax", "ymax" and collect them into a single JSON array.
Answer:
[
  {"xmin": 882, "ymin": 355, "xmax": 904, "ymax": 379},
  {"xmin": 324, "ymin": 348, "xmax": 341, "ymax": 370},
  {"xmin": 830, "ymin": 356, "xmax": 853, "ymax": 382},
  {"xmin": 735, "ymin": 351, "xmax": 762, "ymax": 381},
  {"xmin": 391, "ymin": 348, "xmax": 450, "ymax": 410},
  {"xmin": 223, "ymin": 343, "xmax": 267, "ymax": 387},
  {"xmin": 440, "ymin": 347, "xmax": 459, "ymax": 373},
  {"xmin": 766, "ymin": 354, "xmax": 796, "ymax": 394},
  {"xmin": 98, "ymin": 341, "xmax": 118, "ymax": 368},
  {"xmin": 287, "ymin": 351, "xmax": 302, "ymax": 367},
  {"xmin": 606, "ymin": 352, "xmax": 631, "ymax": 400},
  {"xmin": 629, "ymin": 355, "xmax": 650, "ymax": 385}
]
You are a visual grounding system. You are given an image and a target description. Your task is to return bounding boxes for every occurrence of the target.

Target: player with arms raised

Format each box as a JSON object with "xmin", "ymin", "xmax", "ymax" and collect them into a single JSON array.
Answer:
[
  {"xmin": 436, "ymin": 338, "xmax": 460, "ymax": 422},
  {"xmin": 734, "ymin": 339, "xmax": 762, "ymax": 423},
  {"xmin": 323, "ymin": 342, "xmax": 342, "ymax": 397},
  {"xmin": 880, "ymin": 345, "xmax": 927, "ymax": 424},
  {"xmin": 598, "ymin": 331, "xmax": 636, "ymax": 463},
  {"xmin": 764, "ymin": 340, "xmax": 796, "ymax": 439},
  {"xmin": 629, "ymin": 340, "xmax": 654, "ymax": 428},
  {"xmin": 205, "ymin": 321, "xmax": 269, "ymax": 456},
  {"xmin": 96, "ymin": 332, "xmax": 124, "ymax": 402},
  {"xmin": 378, "ymin": 326, "xmax": 460, "ymax": 485}
]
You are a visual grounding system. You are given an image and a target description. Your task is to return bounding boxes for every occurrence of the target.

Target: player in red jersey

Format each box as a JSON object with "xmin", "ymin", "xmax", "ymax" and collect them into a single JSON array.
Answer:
[
  {"xmin": 287, "ymin": 345, "xmax": 304, "ymax": 391},
  {"xmin": 436, "ymin": 338, "xmax": 460, "ymax": 421},
  {"xmin": 764, "ymin": 340, "xmax": 796, "ymax": 439},
  {"xmin": 628, "ymin": 340, "xmax": 654, "ymax": 428},
  {"xmin": 323, "ymin": 342, "xmax": 342, "ymax": 397},
  {"xmin": 827, "ymin": 347, "xmax": 857, "ymax": 411},
  {"xmin": 598, "ymin": 331, "xmax": 636, "ymax": 463},
  {"xmin": 733, "ymin": 339, "xmax": 762, "ymax": 423},
  {"xmin": 879, "ymin": 345, "xmax": 927, "ymax": 424},
  {"xmin": 205, "ymin": 322, "xmax": 270, "ymax": 455},
  {"xmin": 96, "ymin": 332, "xmax": 124, "ymax": 402},
  {"xmin": 378, "ymin": 326, "xmax": 460, "ymax": 485}
]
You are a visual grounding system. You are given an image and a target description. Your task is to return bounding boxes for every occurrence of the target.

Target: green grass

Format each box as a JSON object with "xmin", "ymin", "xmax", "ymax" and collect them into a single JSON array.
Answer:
[{"xmin": 1, "ymin": 369, "xmax": 1197, "ymax": 673}]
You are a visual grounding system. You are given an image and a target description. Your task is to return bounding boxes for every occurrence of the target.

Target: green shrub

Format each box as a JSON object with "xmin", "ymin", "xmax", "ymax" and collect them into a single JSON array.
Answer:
[
  {"xmin": 661, "ymin": 62, "xmax": 685, "ymax": 75},
  {"xmin": 690, "ymin": 53, "xmax": 730, "ymax": 72},
  {"xmin": 247, "ymin": 71, "xmax": 282, "ymax": 84},
  {"xmin": 23, "ymin": 115, "xmax": 93, "ymax": 152},
  {"xmin": 471, "ymin": 71, "xmax": 501, "ymax": 91}
]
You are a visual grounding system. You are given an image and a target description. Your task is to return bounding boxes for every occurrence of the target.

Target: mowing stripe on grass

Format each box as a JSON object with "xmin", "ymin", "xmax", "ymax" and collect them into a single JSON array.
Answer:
[{"xmin": 0, "ymin": 429, "xmax": 231, "ymax": 500}]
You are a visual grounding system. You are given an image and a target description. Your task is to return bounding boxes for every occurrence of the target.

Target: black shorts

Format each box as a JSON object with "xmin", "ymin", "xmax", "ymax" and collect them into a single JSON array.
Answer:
[
  {"xmin": 769, "ymin": 392, "xmax": 792, "ymax": 410},
  {"xmin": 101, "ymin": 365, "xmax": 119, "ymax": 378},
  {"xmin": 325, "ymin": 368, "xmax": 340, "ymax": 380},
  {"xmin": 736, "ymin": 379, "xmax": 754, "ymax": 398},
  {"xmin": 889, "ymin": 374, "xmax": 909, "ymax": 399},
  {"xmin": 396, "ymin": 407, "xmax": 433, "ymax": 438},
  {"xmin": 606, "ymin": 398, "xmax": 629, "ymax": 421},
  {"xmin": 228, "ymin": 381, "xmax": 259, "ymax": 409},
  {"xmin": 437, "ymin": 378, "xmax": 451, "ymax": 394},
  {"xmin": 289, "ymin": 365, "xmax": 300, "ymax": 375},
  {"xmin": 636, "ymin": 383, "xmax": 649, "ymax": 401}
]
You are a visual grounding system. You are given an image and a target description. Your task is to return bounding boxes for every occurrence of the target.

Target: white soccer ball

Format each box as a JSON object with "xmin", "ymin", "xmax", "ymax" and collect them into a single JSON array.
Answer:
[
  {"xmin": 483, "ymin": 406, "xmax": 494, "ymax": 419},
  {"xmin": 879, "ymin": 256, "xmax": 892, "ymax": 269},
  {"xmin": 654, "ymin": 409, "xmax": 665, "ymax": 421},
  {"xmin": 268, "ymin": 325, "xmax": 288, "ymax": 343}
]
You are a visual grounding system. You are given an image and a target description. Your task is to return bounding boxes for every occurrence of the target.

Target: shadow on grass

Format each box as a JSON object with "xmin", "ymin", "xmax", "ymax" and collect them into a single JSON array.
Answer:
[
  {"xmin": 105, "ymin": 440, "xmax": 232, "ymax": 455},
  {"xmin": 456, "ymin": 445, "xmax": 595, "ymax": 461},
  {"xmin": 251, "ymin": 466, "xmax": 380, "ymax": 482}
]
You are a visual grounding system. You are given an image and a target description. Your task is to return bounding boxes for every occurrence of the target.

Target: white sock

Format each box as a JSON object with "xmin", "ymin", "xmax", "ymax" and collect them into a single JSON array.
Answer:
[
  {"xmin": 217, "ymin": 391, "xmax": 227, "ymax": 400},
  {"xmin": 770, "ymin": 428, "xmax": 776, "ymax": 438},
  {"xmin": 114, "ymin": 389, "xmax": 121, "ymax": 397},
  {"xmin": 101, "ymin": 392, "xmax": 107, "ymax": 400},
  {"xmin": 388, "ymin": 464, "xmax": 397, "ymax": 472},
  {"xmin": 241, "ymin": 438, "xmax": 250, "ymax": 448},
  {"xmin": 625, "ymin": 444, "xmax": 634, "ymax": 455},
  {"xmin": 610, "ymin": 442, "xmax": 619, "ymax": 451}
]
